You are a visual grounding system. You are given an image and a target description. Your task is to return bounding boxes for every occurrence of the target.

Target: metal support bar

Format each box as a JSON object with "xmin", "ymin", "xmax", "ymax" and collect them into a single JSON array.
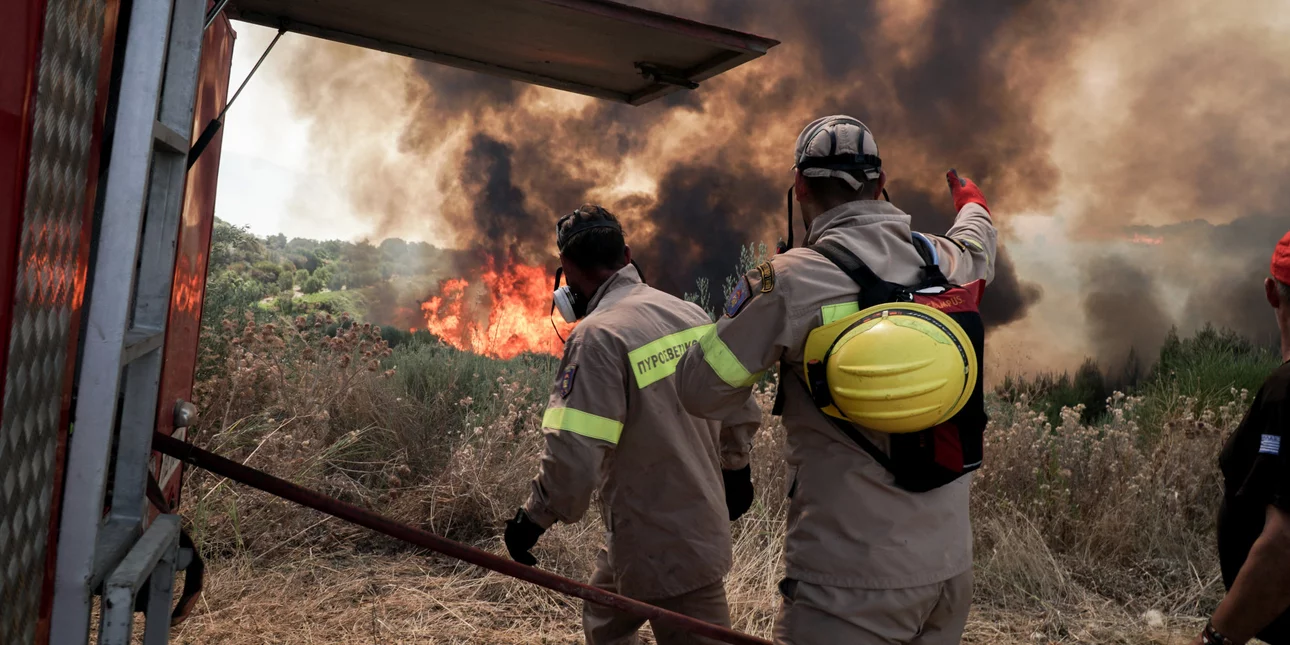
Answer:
[
  {"xmin": 99, "ymin": 515, "xmax": 181, "ymax": 645},
  {"xmin": 152, "ymin": 432, "xmax": 773, "ymax": 645},
  {"xmin": 635, "ymin": 62, "xmax": 700, "ymax": 90}
]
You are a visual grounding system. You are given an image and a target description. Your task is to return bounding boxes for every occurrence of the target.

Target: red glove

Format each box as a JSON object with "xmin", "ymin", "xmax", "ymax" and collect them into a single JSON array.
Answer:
[{"xmin": 946, "ymin": 169, "xmax": 990, "ymax": 214}]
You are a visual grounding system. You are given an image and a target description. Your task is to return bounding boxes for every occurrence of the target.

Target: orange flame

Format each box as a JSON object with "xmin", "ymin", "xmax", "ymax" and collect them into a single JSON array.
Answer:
[
  {"xmin": 1129, "ymin": 233, "xmax": 1164, "ymax": 245},
  {"xmin": 420, "ymin": 261, "xmax": 570, "ymax": 359}
]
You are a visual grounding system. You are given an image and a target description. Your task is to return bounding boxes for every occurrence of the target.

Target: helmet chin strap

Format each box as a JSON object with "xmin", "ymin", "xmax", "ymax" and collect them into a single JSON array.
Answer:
[
  {"xmin": 779, "ymin": 185, "xmax": 893, "ymax": 255},
  {"xmin": 778, "ymin": 186, "xmax": 795, "ymax": 254},
  {"xmin": 551, "ymin": 267, "xmax": 568, "ymax": 344}
]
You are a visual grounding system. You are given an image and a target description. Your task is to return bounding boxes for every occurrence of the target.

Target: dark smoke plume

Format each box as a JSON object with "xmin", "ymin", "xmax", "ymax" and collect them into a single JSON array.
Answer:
[
  {"xmin": 273, "ymin": 0, "xmax": 1290, "ymax": 366},
  {"xmin": 1083, "ymin": 255, "xmax": 1173, "ymax": 370},
  {"xmin": 402, "ymin": 0, "xmax": 1062, "ymax": 321}
]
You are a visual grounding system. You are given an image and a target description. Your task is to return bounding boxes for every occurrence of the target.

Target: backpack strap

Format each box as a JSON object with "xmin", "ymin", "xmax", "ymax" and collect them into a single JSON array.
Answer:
[
  {"xmin": 910, "ymin": 232, "xmax": 949, "ymax": 287},
  {"xmin": 774, "ymin": 239, "xmax": 887, "ymax": 418},
  {"xmin": 810, "ymin": 239, "xmax": 896, "ymax": 308}
]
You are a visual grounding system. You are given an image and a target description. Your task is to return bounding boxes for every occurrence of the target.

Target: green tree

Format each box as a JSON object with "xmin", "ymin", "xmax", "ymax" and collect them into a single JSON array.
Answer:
[
  {"xmin": 295, "ymin": 269, "xmax": 309, "ymax": 284},
  {"xmin": 326, "ymin": 271, "xmax": 347, "ymax": 291},
  {"xmin": 301, "ymin": 249, "xmax": 321, "ymax": 273},
  {"xmin": 209, "ymin": 218, "xmax": 265, "ymax": 275},
  {"xmin": 349, "ymin": 241, "xmax": 381, "ymax": 286},
  {"xmin": 303, "ymin": 276, "xmax": 324, "ymax": 294},
  {"xmin": 277, "ymin": 271, "xmax": 293, "ymax": 292}
]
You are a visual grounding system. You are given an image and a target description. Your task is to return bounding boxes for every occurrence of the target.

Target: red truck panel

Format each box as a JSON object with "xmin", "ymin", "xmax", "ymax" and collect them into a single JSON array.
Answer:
[
  {"xmin": 0, "ymin": 0, "xmax": 122, "ymax": 643},
  {"xmin": 0, "ymin": 0, "xmax": 47, "ymax": 402}
]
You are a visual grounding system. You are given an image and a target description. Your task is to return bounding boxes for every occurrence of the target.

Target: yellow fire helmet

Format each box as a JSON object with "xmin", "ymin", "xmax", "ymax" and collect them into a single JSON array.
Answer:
[{"xmin": 803, "ymin": 302, "xmax": 978, "ymax": 434}]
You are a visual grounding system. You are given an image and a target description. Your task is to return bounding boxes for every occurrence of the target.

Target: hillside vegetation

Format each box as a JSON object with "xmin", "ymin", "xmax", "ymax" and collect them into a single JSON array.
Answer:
[{"xmin": 203, "ymin": 218, "xmax": 466, "ymax": 330}]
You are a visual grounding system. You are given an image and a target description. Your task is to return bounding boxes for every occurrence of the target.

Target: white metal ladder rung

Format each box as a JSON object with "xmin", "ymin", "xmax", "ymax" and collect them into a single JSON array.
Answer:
[
  {"xmin": 121, "ymin": 328, "xmax": 165, "ymax": 365},
  {"xmin": 152, "ymin": 120, "xmax": 189, "ymax": 154}
]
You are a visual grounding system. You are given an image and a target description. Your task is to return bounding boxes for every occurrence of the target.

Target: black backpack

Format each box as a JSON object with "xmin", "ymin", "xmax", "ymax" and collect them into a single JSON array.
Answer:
[{"xmin": 786, "ymin": 235, "xmax": 988, "ymax": 492}]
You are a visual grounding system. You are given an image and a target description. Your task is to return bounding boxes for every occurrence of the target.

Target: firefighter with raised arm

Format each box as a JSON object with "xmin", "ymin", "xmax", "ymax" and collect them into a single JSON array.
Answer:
[
  {"xmin": 503, "ymin": 205, "xmax": 762, "ymax": 645},
  {"xmin": 677, "ymin": 116, "xmax": 998, "ymax": 644}
]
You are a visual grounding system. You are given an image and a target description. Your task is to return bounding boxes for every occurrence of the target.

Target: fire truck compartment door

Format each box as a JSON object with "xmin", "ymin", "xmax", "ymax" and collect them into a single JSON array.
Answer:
[{"xmin": 224, "ymin": 0, "xmax": 778, "ymax": 105}]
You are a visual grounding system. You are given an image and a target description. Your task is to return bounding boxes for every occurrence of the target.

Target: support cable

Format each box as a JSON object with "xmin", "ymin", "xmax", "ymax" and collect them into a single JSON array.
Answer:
[{"xmin": 186, "ymin": 27, "xmax": 286, "ymax": 169}]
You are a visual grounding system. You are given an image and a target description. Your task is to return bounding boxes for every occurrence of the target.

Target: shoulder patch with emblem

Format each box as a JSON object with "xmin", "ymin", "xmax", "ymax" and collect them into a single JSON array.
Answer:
[
  {"xmin": 558, "ymin": 363, "xmax": 578, "ymax": 398},
  {"xmin": 756, "ymin": 261, "xmax": 776, "ymax": 293},
  {"xmin": 725, "ymin": 277, "xmax": 753, "ymax": 318}
]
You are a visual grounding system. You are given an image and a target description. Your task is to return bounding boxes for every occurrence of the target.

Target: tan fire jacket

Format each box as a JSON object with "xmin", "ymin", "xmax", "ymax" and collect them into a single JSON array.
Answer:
[
  {"xmin": 676, "ymin": 199, "xmax": 997, "ymax": 590},
  {"xmin": 523, "ymin": 264, "xmax": 762, "ymax": 600}
]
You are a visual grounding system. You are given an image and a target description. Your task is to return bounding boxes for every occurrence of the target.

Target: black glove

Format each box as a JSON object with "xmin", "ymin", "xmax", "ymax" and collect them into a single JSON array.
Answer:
[
  {"xmin": 504, "ymin": 508, "xmax": 545, "ymax": 566},
  {"xmin": 723, "ymin": 466, "xmax": 754, "ymax": 521}
]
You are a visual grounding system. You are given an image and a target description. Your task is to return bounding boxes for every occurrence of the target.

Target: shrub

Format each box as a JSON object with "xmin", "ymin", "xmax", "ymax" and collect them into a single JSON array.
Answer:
[
  {"xmin": 251, "ymin": 260, "xmax": 283, "ymax": 285},
  {"xmin": 326, "ymin": 271, "xmax": 347, "ymax": 291},
  {"xmin": 302, "ymin": 276, "xmax": 324, "ymax": 294}
]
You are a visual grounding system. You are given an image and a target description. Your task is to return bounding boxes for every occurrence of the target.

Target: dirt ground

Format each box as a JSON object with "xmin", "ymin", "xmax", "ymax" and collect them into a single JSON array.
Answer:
[{"xmin": 170, "ymin": 552, "xmax": 1209, "ymax": 645}]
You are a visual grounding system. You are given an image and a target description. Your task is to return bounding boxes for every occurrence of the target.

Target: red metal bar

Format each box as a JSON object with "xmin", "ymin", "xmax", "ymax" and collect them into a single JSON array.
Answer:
[
  {"xmin": 151, "ymin": 431, "xmax": 772, "ymax": 645},
  {"xmin": 151, "ymin": 5, "xmax": 237, "ymax": 513}
]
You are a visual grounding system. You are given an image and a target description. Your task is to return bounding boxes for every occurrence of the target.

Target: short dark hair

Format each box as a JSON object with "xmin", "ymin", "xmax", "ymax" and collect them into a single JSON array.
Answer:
[
  {"xmin": 1278, "ymin": 279, "xmax": 1290, "ymax": 305},
  {"xmin": 804, "ymin": 173, "xmax": 879, "ymax": 208},
  {"xmin": 558, "ymin": 204, "xmax": 627, "ymax": 272}
]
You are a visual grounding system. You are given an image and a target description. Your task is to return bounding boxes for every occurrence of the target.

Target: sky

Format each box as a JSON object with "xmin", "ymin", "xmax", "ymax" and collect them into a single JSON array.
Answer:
[{"xmin": 215, "ymin": 24, "xmax": 393, "ymax": 241}]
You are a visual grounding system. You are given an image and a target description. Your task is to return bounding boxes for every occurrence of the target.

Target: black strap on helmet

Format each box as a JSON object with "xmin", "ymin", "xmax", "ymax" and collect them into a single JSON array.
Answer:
[
  {"xmin": 556, "ymin": 206, "xmax": 621, "ymax": 252},
  {"xmin": 795, "ymin": 153, "xmax": 883, "ymax": 174}
]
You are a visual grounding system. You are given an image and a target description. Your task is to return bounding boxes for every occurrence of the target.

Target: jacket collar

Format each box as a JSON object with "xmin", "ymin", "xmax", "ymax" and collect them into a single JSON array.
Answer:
[
  {"xmin": 586, "ymin": 264, "xmax": 643, "ymax": 315},
  {"xmin": 805, "ymin": 200, "xmax": 910, "ymax": 246}
]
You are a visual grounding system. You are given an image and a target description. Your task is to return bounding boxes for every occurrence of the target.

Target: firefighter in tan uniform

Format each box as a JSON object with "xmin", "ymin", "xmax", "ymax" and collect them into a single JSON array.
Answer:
[
  {"xmin": 677, "ymin": 116, "xmax": 999, "ymax": 645},
  {"xmin": 503, "ymin": 205, "xmax": 763, "ymax": 645}
]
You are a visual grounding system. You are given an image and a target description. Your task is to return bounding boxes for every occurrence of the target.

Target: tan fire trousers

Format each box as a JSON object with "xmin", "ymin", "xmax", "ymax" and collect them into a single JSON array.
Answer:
[
  {"xmin": 583, "ymin": 549, "xmax": 732, "ymax": 645},
  {"xmin": 773, "ymin": 570, "xmax": 973, "ymax": 645}
]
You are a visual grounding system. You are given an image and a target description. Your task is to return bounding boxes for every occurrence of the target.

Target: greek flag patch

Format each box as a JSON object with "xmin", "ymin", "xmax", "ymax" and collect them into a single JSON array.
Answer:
[{"xmin": 1260, "ymin": 434, "xmax": 1281, "ymax": 455}]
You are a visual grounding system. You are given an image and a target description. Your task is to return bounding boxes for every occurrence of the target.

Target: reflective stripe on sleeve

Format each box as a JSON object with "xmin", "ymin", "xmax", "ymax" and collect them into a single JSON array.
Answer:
[
  {"xmin": 542, "ymin": 407, "xmax": 624, "ymax": 444},
  {"xmin": 821, "ymin": 302, "xmax": 860, "ymax": 324},
  {"xmin": 627, "ymin": 324, "xmax": 715, "ymax": 389},
  {"xmin": 698, "ymin": 327, "xmax": 761, "ymax": 388}
]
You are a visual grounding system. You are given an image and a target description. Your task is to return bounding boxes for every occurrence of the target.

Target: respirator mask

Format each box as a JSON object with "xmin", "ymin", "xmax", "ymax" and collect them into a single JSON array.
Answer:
[
  {"xmin": 551, "ymin": 260, "xmax": 647, "ymax": 326},
  {"xmin": 551, "ymin": 267, "xmax": 585, "ymax": 324}
]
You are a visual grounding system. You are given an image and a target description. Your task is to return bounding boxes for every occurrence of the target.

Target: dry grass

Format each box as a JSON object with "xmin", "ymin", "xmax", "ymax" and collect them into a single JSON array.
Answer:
[{"xmin": 175, "ymin": 316, "xmax": 1251, "ymax": 644}]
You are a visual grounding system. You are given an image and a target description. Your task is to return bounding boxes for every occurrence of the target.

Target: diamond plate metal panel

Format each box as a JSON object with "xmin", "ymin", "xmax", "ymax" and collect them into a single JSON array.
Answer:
[{"xmin": 0, "ymin": 0, "xmax": 105, "ymax": 642}]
